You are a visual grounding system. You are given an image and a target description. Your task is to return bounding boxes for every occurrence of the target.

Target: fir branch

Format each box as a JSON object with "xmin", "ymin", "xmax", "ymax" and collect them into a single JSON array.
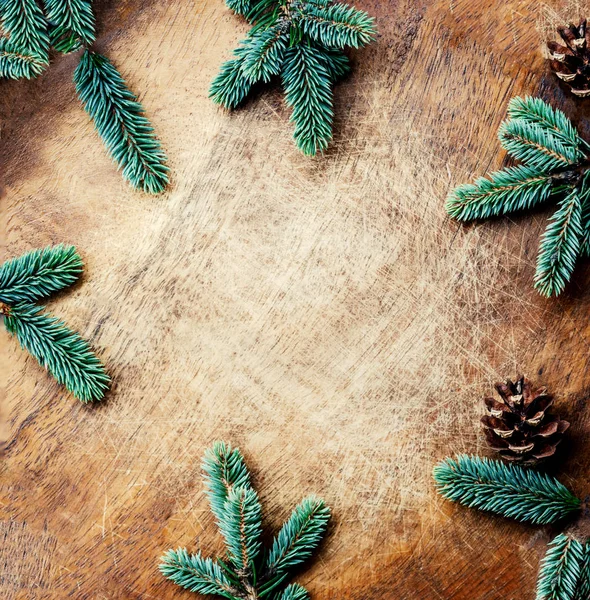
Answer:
[
  {"xmin": 507, "ymin": 96, "xmax": 584, "ymax": 153},
  {"xmin": 577, "ymin": 174, "xmax": 590, "ymax": 257},
  {"xmin": 282, "ymin": 44, "xmax": 334, "ymax": 156},
  {"xmin": 498, "ymin": 119, "xmax": 580, "ymax": 171},
  {"xmin": 43, "ymin": 0, "xmax": 95, "ymax": 53},
  {"xmin": 0, "ymin": 0, "xmax": 49, "ymax": 62},
  {"xmin": 299, "ymin": 3, "xmax": 376, "ymax": 49},
  {"xmin": 433, "ymin": 455, "xmax": 581, "ymax": 525},
  {"xmin": 74, "ymin": 50, "xmax": 169, "ymax": 194},
  {"xmin": 203, "ymin": 441, "xmax": 253, "ymax": 523},
  {"xmin": 161, "ymin": 443, "xmax": 330, "ymax": 600},
  {"xmin": 574, "ymin": 542, "xmax": 590, "ymax": 600},
  {"xmin": 536, "ymin": 534, "xmax": 584, "ymax": 600},
  {"xmin": 0, "ymin": 245, "xmax": 83, "ymax": 305},
  {"xmin": 159, "ymin": 549, "xmax": 239, "ymax": 599},
  {"xmin": 241, "ymin": 26, "xmax": 288, "ymax": 83},
  {"xmin": 264, "ymin": 496, "xmax": 331, "ymax": 579},
  {"xmin": 3, "ymin": 302, "xmax": 109, "ymax": 402},
  {"xmin": 445, "ymin": 165, "xmax": 554, "ymax": 221},
  {"xmin": 534, "ymin": 188, "xmax": 583, "ymax": 297},
  {"xmin": 218, "ymin": 487, "xmax": 263, "ymax": 575},
  {"xmin": 0, "ymin": 37, "xmax": 47, "ymax": 78},
  {"xmin": 209, "ymin": 49, "xmax": 254, "ymax": 109},
  {"xmin": 275, "ymin": 584, "xmax": 310, "ymax": 600}
]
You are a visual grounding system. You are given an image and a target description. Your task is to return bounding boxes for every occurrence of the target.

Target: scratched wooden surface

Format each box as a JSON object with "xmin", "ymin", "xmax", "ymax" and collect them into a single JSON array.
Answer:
[{"xmin": 3, "ymin": 0, "xmax": 590, "ymax": 598}]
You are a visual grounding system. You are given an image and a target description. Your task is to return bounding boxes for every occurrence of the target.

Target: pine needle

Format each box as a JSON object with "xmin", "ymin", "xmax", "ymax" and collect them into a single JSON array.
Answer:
[
  {"xmin": 282, "ymin": 44, "xmax": 334, "ymax": 156},
  {"xmin": 0, "ymin": 0, "xmax": 50, "ymax": 63},
  {"xmin": 0, "ymin": 245, "xmax": 83, "ymax": 305},
  {"xmin": 445, "ymin": 165, "xmax": 554, "ymax": 221},
  {"xmin": 275, "ymin": 584, "xmax": 310, "ymax": 600},
  {"xmin": 299, "ymin": 3, "xmax": 376, "ymax": 49},
  {"xmin": 159, "ymin": 549, "xmax": 238, "ymax": 599},
  {"xmin": 218, "ymin": 487, "xmax": 263, "ymax": 574},
  {"xmin": 74, "ymin": 50, "xmax": 169, "ymax": 194},
  {"xmin": 575, "ymin": 542, "xmax": 590, "ymax": 600},
  {"xmin": 0, "ymin": 37, "xmax": 47, "ymax": 78},
  {"xmin": 536, "ymin": 534, "xmax": 584, "ymax": 600},
  {"xmin": 433, "ymin": 455, "xmax": 580, "ymax": 524},
  {"xmin": 42, "ymin": 0, "xmax": 95, "ymax": 53},
  {"xmin": 202, "ymin": 441, "xmax": 253, "ymax": 523},
  {"xmin": 241, "ymin": 26, "xmax": 288, "ymax": 83},
  {"xmin": 265, "ymin": 496, "xmax": 331, "ymax": 578},
  {"xmin": 4, "ymin": 302, "xmax": 109, "ymax": 402},
  {"xmin": 534, "ymin": 188, "xmax": 583, "ymax": 297}
]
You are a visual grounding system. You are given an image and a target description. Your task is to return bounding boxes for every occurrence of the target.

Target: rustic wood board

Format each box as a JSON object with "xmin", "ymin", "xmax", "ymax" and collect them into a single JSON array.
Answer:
[{"xmin": 3, "ymin": 0, "xmax": 590, "ymax": 598}]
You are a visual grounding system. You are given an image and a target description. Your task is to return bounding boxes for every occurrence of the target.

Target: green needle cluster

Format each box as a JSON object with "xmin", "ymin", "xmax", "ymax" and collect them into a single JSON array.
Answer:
[
  {"xmin": 160, "ymin": 442, "xmax": 331, "ymax": 600},
  {"xmin": 446, "ymin": 96, "xmax": 590, "ymax": 297},
  {"xmin": 0, "ymin": 0, "xmax": 168, "ymax": 193},
  {"xmin": 434, "ymin": 455, "xmax": 590, "ymax": 600},
  {"xmin": 210, "ymin": 0, "xmax": 376, "ymax": 156},
  {"xmin": 0, "ymin": 245, "xmax": 109, "ymax": 403}
]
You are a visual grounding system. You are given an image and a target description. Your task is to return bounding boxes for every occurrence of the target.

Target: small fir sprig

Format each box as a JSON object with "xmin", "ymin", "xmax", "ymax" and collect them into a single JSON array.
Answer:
[
  {"xmin": 160, "ymin": 441, "xmax": 331, "ymax": 600},
  {"xmin": 210, "ymin": 0, "xmax": 376, "ymax": 156},
  {"xmin": 0, "ymin": 0, "xmax": 168, "ymax": 193},
  {"xmin": 434, "ymin": 454, "xmax": 590, "ymax": 599},
  {"xmin": 446, "ymin": 96, "xmax": 590, "ymax": 297},
  {"xmin": 0, "ymin": 245, "xmax": 109, "ymax": 402}
]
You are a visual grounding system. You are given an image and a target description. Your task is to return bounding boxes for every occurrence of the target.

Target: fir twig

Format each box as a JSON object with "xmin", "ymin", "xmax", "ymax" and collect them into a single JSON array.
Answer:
[
  {"xmin": 536, "ymin": 534, "xmax": 584, "ymax": 600},
  {"xmin": 0, "ymin": 245, "xmax": 83, "ymax": 305},
  {"xmin": 447, "ymin": 95, "xmax": 590, "ymax": 296},
  {"xmin": 0, "ymin": 0, "xmax": 50, "ymax": 62},
  {"xmin": 74, "ymin": 50, "xmax": 169, "ymax": 194},
  {"xmin": 433, "ymin": 455, "xmax": 581, "ymax": 524},
  {"xmin": 0, "ymin": 245, "xmax": 109, "ymax": 402},
  {"xmin": 211, "ymin": 0, "xmax": 376, "ymax": 155},
  {"xmin": 160, "ymin": 442, "xmax": 330, "ymax": 600},
  {"xmin": 575, "ymin": 542, "xmax": 590, "ymax": 600},
  {"xmin": 4, "ymin": 302, "xmax": 109, "ymax": 402}
]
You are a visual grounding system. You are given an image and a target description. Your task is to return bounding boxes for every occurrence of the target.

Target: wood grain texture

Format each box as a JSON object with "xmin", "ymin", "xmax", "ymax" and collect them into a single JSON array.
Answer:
[{"xmin": 3, "ymin": 0, "xmax": 590, "ymax": 598}]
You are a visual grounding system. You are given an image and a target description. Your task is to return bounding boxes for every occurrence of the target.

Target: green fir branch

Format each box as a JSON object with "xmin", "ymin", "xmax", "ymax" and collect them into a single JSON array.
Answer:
[
  {"xmin": 0, "ymin": 37, "xmax": 47, "ymax": 78},
  {"xmin": 43, "ymin": 0, "xmax": 95, "ymax": 53},
  {"xmin": 282, "ymin": 43, "xmax": 334, "ymax": 156},
  {"xmin": 3, "ymin": 302, "xmax": 109, "ymax": 402},
  {"xmin": 577, "ymin": 174, "xmax": 590, "ymax": 257},
  {"xmin": 498, "ymin": 119, "xmax": 579, "ymax": 171},
  {"xmin": 159, "ymin": 549, "xmax": 239, "ymax": 599},
  {"xmin": 203, "ymin": 441, "xmax": 253, "ymax": 523},
  {"xmin": 534, "ymin": 188, "xmax": 583, "ymax": 297},
  {"xmin": 74, "ymin": 50, "xmax": 169, "ymax": 194},
  {"xmin": 275, "ymin": 584, "xmax": 310, "ymax": 600},
  {"xmin": 0, "ymin": 0, "xmax": 49, "ymax": 62},
  {"xmin": 536, "ymin": 534, "xmax": 584, "ymax": 600},
  {"xmin": 506, "ymin": 96, "xmax": 585, "ymax": 153},
  {"xmin": 241, "ymin": 25, "xmax": 288, "ymax": 83},
  {"xmin": 219, "ymin": 487, "xmax": 263, "ymax": 575},
  {"xmin": 314, "ymin": 44, "xmax": 351, "ymax": 81},
  {"xmin": 161, "ymin": 443, "xmax": 330, "ymax": 600},
  {"xmin": 433, "ymin": 455, "xmax": 581, "ymax": 524},
  {"xmin": 445, "ymin": 165, "xmax": 554, "ymax": 221},
  {"xmin": 0, "ymin": 245, "xmax": 83, "ymax": 305},
  {"xmin": 264, "ymin": 496, "xmax": 331, "ymax": 578},
  {"xmin": 209, "ymin": 50, "xmax": 254, "ymax": 109},
  {"xmin": 299, "ymin": 3, "xmax": 376, "ymax": 49}
]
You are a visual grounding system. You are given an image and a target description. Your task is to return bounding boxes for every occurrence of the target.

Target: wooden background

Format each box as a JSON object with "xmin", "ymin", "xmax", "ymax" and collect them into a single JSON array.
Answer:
[{"xmin": 3, "ymin": 0, "xmax": 590, "ymax": 598}]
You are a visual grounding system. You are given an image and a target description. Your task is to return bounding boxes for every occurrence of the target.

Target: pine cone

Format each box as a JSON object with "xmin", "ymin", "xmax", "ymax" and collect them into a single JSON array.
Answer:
[
  {"xmin": 482, "ymin": 376, "xmax": 569, "ymax": 465},
  {"xmin": 547, "ymin": 19, "xmax": 590, "ymax": 97}
]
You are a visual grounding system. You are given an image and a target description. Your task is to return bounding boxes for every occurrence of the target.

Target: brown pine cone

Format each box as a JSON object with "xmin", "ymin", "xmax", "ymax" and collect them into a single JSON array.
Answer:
[
  {"xmin": 547, "ymin": 19, "xmax": 590, "ymax": 97},
  {"xmin": 481, "ymin": 375, "xmax": 569, "ymax": 465}
]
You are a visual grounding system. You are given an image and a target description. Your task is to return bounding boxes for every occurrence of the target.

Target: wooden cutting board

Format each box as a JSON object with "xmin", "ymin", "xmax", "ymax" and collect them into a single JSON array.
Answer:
[{"xmin": 2, "ymin": 0, "xmax": 590, "ymax": 598}]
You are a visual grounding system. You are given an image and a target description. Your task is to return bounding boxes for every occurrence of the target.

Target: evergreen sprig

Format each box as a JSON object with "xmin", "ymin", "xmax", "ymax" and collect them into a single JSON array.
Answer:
[
  {"xmin": 0, "ymin": 0, "xmax": 168, "ymax": 193},
  {"xmin": 0, "ymin": 245, "xmax": 109, "ymax": 402},
  {"xmin": 160, "ymin": 442, "xmax": 331, "ymax": 600},
  {"xmin": 74, "ymin": 50, "xmax": 169, "ymax": 194},
  {"xmin": 433, "ymin": 455, "xmax": 580, "ymax": 524},
  {"xmin": 210, "ymin": 0, "xmax": 376, "ymax": 155},
  {"xmin": 446, "ymin": 96, "xmax": 590, "ymax": 297},
  {"xmin": 536, "ymin": 534, "xmax": 584, "ymax": 600}
]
